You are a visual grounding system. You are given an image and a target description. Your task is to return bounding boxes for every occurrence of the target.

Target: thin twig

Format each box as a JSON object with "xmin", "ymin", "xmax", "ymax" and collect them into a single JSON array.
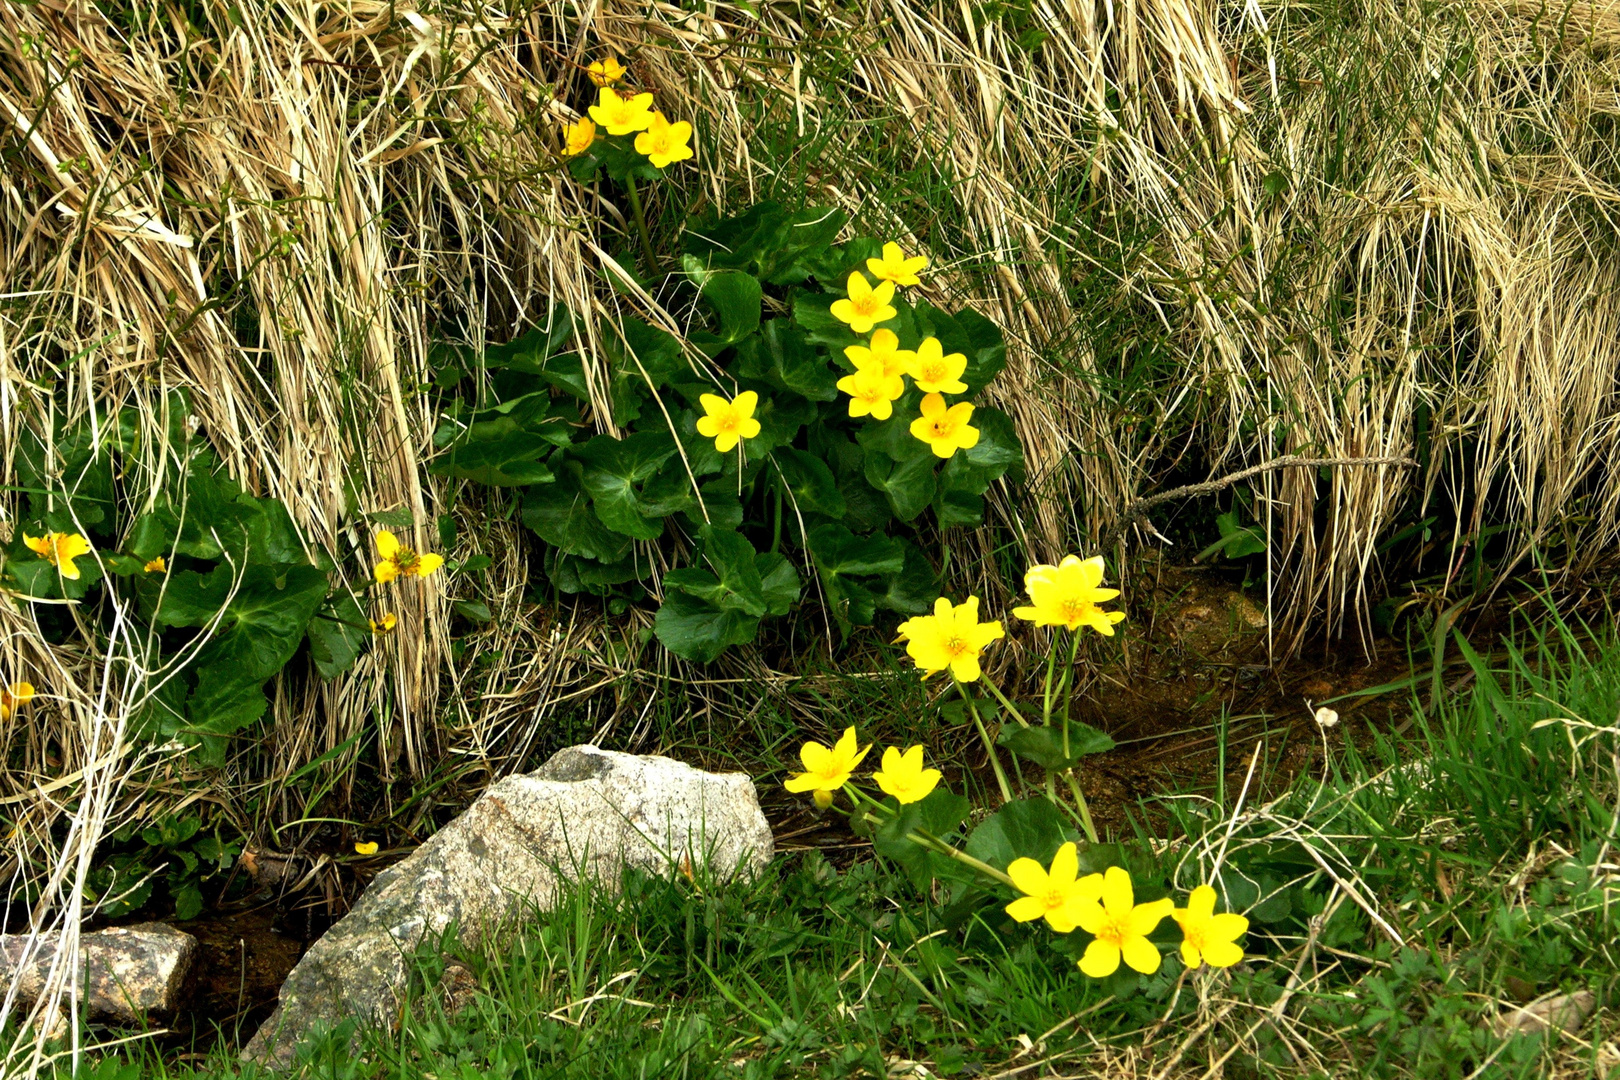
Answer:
[{"xmin": 1102, "ymin": 456, "xmax": 1420, "ymax": 551}]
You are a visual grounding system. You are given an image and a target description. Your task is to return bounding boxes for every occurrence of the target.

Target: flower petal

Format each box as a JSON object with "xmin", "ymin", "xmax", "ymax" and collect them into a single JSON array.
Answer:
[
  {"xmin": 1078, "ymin": 939, "xmax": 1121, "ymax": 979},
  {"xmin": 733, "ymin": 390, "xmax": 759, "ymax": 417},
  {"xmin": 1200, "ymin": 939, "xmax": 1245, "ymax": 967},
  {"xmin": 1049, "ymin": 842, "xmax": 1079, "ymax": 887},
  {"xmin": 1121, "ymin": 935, "xmax": 1163, "ymax": 974},
  {"xmin": 375, "ymin": 529, "xmax": 400, "ymax": 558},
  {"xmin": 1005, "ymin": 896, "xmax": 1049, "ymax": 923},
  {"xmin": 414, "ymin": 553, "xmax": 444, "ymax": 577},
  {"xmin": 1181, "ymin": 941, "xmax": 1203, "ymax": 969},
  {"xmin": 799, "ymin": 740, "xmax": 832, "ymax": 773},
  {"xmin": 1209, "ymin": 912, "xmax": 1250, "ymax": 941},
  {"xmin": 1130, "ymin": 897, "xmax": 1175, "ymax": 937},
  {"xmin": 1006, "ymin": 857, "xmax": 1049, "ymax": 897},
  {"xmin": 1100, "ymin": 866, "xmax": 1135, "ymax": 916}
]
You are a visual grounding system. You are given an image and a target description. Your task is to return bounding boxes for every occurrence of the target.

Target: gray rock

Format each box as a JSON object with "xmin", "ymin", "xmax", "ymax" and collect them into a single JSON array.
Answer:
[
  {"xmin": 1, "ymin": 922, "xmax": 197, "ymax": 1024},
  {"xmin": 1491, "ymin": 989, "xmax": 1596, "ymax": 1037},
  {"xmin": 243, "ymin": 745, "xmax": 772, "ymax": 1067}
]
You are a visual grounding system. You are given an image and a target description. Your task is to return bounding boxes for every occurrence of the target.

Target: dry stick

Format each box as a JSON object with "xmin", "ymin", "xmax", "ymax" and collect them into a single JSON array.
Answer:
[{"xmin": 1101, "ymin": 456, "xmax": 1420, "ymax": 551}]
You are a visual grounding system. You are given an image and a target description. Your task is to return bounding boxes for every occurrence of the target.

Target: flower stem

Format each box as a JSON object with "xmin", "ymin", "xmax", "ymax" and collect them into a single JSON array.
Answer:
[
  {"xmin": 1042, "ymin": 643, "xmax": 1058, "ymax": 727},
  {"xmin": 852, "ymin": 808, "xmax": 1014, "ymax": 889},
  {"xmin": 955, "ymin": 678, "xmax": 1013, "ymax": 804},
  {"xmin": 1064, "ymin": 768, "xmax": 1100, "ymax": 845},
  {"xmin": 977, "ymin": 673, "xmax": 1031, "ymax": 729},
  {"xmin": 624, "ymin": 176, "xmax": 658, "ymax": 280},
  {"xmin": 1060, "ymin": 630, "xmax": 1081, "ymax": 758}
]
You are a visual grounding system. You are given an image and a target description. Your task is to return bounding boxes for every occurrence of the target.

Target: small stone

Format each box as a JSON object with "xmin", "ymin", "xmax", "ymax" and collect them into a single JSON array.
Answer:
[
  {"xmin": 0, "ymin": 923, "xmax": 197, "ymax": 1025},
  {"xmin": 1493, "ymin": 990, "xmax": 1595, "ymax": 1037},
  {"xmin": 243, "ymin": 745, "xmax": 772, "ymax": 1068}
]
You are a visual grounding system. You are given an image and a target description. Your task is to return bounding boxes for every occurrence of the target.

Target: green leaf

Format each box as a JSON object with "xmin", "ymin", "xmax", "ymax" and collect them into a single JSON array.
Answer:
[
  {"xmin": 963, "ymin": 798, "xmax": 1078, "ymax": 875},
  {"xmin": 664, "ymin": 530, "xmax": 767, "ymax": 617},
  {"xmin": 172, "ymin": 881, "xmax": 205, "ymax": 921},
  {"xmin": 756, "ymin": 552, "xmax": 802, "ymax": 616},
  {"xmin": 872, "ymin": 788, "xmax": 973, "ymax": 891},
  {"xmin": 545, "ymin": 550, "xmax": 650, "ymax": 595},
  {"xmin": 307, "ymin": 589, "xmax": 368, "ymax": 681},
  {"xmin": 791, "ymin": 292, "xmax": 861, "ymax": 352},
  {"xmin": 453, "ymin": 600, "xmax": 494, "ymax": 623},
  {"xmin": 157, "ymin": 562, "xmax": 330, "ymax": 737},
  {"xmin": 1201, "ymin": 510, "xmax": 1267, "ymax": 560},
  {"xmin": 653, "ymin": 591, "xmax": 761, "ymax": 662},
  {"xmin": 684, "ymin": 261, "xmax": 763, "ymax": 347},
  {"xmin": 576, "ymin": 430, "xmax": 680, "ymax": 540},
  {"xmin": 935, "ymin": 406, "xmax": 1023, "ymax": 527},
  {"xmin": 916, "ymin": 302, "xmax": 1007, "ymax": 394},
  {"xmin": 522, "ymin": 465, "xmax": 632, "ymax": 563},
  {"xmin": 857, "ymin": 412, "xmax": 938, "ymax": 523},
  {"xmin": 772, "ymin": 448, "xmax": 846, "ymax": 518},
  {"xmin": 807, "ymin": 523, "xmax": 905, "ymax": 578},
  {"xmin": 481, "ymin": 308, "xmax": 575, "ymax": 373},
  {"xmin": 682, "ymin": 202, "xmax": 846, "ymax": 285},
  {"xmin": 744, "ymin": 392, "xmax": 817, "ymax": 460},
  {"xmin": 430, "ymin": 409, "xmax": 558, "ymax": 486},
  {"xmin": 734, "ymin": 321, "xmax": 839, "ymax": 402},
  {"xmin": 608, "ymin": 318, "xmax": 687, "ymax": 425},
  {"xmin": 996, "ymin": 724, "xmax": 1115, "ymax": 770},
  {"xmin": 875, "ymin": 539, "xmax": 938, "ymax": 616}
]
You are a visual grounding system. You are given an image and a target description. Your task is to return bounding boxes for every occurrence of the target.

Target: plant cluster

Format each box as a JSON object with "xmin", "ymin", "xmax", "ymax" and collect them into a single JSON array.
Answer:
[{"xmin": 432, "ymin": 58, "xmax": 1023, "ymax": 661}]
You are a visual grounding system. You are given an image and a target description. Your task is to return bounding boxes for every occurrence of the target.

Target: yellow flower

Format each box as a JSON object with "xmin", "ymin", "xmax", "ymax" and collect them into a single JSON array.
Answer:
[
  {"xmin": 695, "ymin": 391, "xmax": 762, "ymax": 453},
  {"xmin": 354, "ymin": 841, "xmax": 379, "ymax": 856},
  {"xmin": 143, "ymin": 556, "xmax": 167, "ymax": 574},
  {"xmin": 1013, "ymin": 555, "xmax": 1126, "ymax": 636},
  {"xmin": 873, "ymin": 745, "xmax": 942, "ymax": 805},
  {"xmin": 634, "ymin": 112, "xmax": 694, "ymax": 169},
  {"xmin": 24, "ymin": 532, "xmax": 92, "ymax": 580},
  {"xmin": 895, "ymin": 596, "xmax": 1004, "ymax": 682},
  {"xmin": 784, "ymin": 727, "xmax": 870, "ymax": 808},
  {"xmin": 909, "ymin": 393, "xmax": 980, "ymax": 459},
  {"xmin": 844, "ymin": 329, "xmax": 912, "ymax": 397},
  {"xmin": 370, "ymin": 612, "xmax": 398, "ymax": 634},
  {"xmin": 1172, "ymin": 885, "xmax": 1249, "ymax": 969},
  {"xmin": 588, "ymin": 86, "xmax": 655, "ymax": 136},
  {"xmin": 906, "ymin": 337, "xmax": 968, "ymax": 395},
  {"xmin": 1075, "ymin": 866, "xmax": 1175, "ymax": 977},
  {"xmin": 562, "ymin": 116, "xmax": 596, "ymax": 157},
  {"xmin": 587, "ymin": 56, "xmax": 627, "ymax": 86},
  {"xmin": 829, "ymin": 272, "xmax": 898, "ymax": 334},
  {"xmin": 373, "ymin": 529, "xmax": 445, "ymax": 585},
  {"xmin": 836, "ymin": 369, "xmax": 898, "ymax": 420},
  {"xmin": 866, "ymin": 241, "xmax": 929, "ymax": 287},
  {"xmin": 1006, "ymin": 842, "xmax": 1104, "ymax": 933},
  {"xmin": 0, "ymin": 682, "xmax": 35, "ymax": 722}
]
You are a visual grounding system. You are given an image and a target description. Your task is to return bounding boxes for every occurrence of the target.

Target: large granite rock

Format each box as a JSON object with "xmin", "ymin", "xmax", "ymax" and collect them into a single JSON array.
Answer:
[
  {"xmin": 243, "ymin": 745, "xmax": 772, "ymax": 1067},
  {"xmin": 0, "ymin": 922, "xmax": 197, "ymax": 1024}
]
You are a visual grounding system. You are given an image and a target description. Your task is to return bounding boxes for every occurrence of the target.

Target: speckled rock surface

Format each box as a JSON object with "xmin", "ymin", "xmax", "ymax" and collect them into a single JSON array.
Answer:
[
  {"xmin": 0, "ymin": 923, "xmax": 197, "ymax": 1024},
  {"xmin": 243, "ymin": 745, "xmax": 772, "ymax": 1067}
]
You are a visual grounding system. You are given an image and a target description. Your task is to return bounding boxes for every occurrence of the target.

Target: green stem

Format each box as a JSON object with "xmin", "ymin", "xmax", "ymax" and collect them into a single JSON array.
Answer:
[
  {"xmin": 771, "ymin": 485, "xmax": 783, "ymax": 554},
  {"xmin": 1064, "ymin": 769, "xmax": 1099, "ymax": 845},
  {"xmin": 1060, "ymin": 631, "xmax": 1081, "ymax": 759},
  {"xmin": 624, "ymin": 176, "xmax": 658, "ymax": 279},
  {"xmin": 955, "ymin": 679, "xmax": 1013, "ymax": 803},
  {"xmin": 1041, "ymin": 642, "xmax": 1058, "ymax": 727},
  {"xmin": 977, "ymin": 673, "xmax": 1031, "ymax": 729},
  {"xmin": 853, "ymin": 807, "xmax": 1014, "ymax": 889}
]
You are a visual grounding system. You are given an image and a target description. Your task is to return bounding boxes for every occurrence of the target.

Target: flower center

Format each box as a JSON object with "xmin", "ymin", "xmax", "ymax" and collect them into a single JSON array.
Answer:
[
  {"xmin": 1044, "ymin": 889, "xmax": 1066, "ymax": 910},
  {"xmin": 394, "ymin": 548, "xmax": 420, "ymax": 572},
  {"xmin": 1060, "ymin": 598, "xmax": 1090, "ymax": 622},
  {"xmin": 930, "ymin": 420, "xmax": 955, "ymax": 439},
  {"xmin": 921, "ymin": 361, "xmax": 946, "ymax": 383},
  {"xmin": 942, "ymin": 634, "xmax": 969, "ymax": 657},
  {"xmin": 1183, "ymin": 925, "xmax": 1207, "ymax": 951},
  {"xmin": 1093, "ymin": 914, "xmax": 1129, "ymax": 947},
  {"xmin": 649, "ymin": 131, "xmax": 672, "ymax": 152},
  {"xmin": 715, "ymin": 412, "xmax": 740, "ymax": 434},
  {"xmin": 851, "ymin": 294, "xmax": 879, "ymax": 316}
]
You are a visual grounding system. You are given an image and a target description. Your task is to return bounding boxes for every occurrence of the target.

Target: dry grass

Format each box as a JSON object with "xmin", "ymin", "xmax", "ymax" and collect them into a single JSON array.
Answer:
[{"xmin": 3, "ymin": 0, "xmax": 1620, "ymax": 1065}]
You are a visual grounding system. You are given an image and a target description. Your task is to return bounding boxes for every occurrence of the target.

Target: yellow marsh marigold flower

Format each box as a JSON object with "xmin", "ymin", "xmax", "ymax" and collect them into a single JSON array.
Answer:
[
  {"xmin": 867, "ymin": 241, "xmax": 929, "ymax": 287},
  {"xmin": 1173, "ymin": 885, "xmax": 1249, "ymax": 969},
  {"xmin": 634, "ymin": 112, "xmax": 694, "ymax": 169},
  {"xmin": 24, "ymin": 532, "xmax": 92, "ymax": 580},
  {"xmin": 143, "ymin": 556, "xmax": 167, "ymax": 574},
  {"xmin": 354, "ymin": 841, "xmax": 379, "ymax": 856},
  {"xmin": 370, "ymin": 612, "xmax": 398, "ymax": 634},
  {"xmin": 562, "ymin": 116, "xmax": 596, "ymax": 157},
  {"xmin": 373, "ymin": 529, "xmax": 444, "ymax": 585},
  {"xmin": 895, "ymin": 596, "xmax": 1004, "ymax": 682},
  {"xmin": 587, "ymin": 56, "xmax": 627, "ymax": 86},
  {"xmin": 836, "ymin": 369, "xmax": 898, "ymax": 420},
  {"xmin": 906, "ymin": 337, "xmax": 968, "ymax": 395},
  {"xmin": 785, "ymin": 727, "xmax": 870, "ymax": 809},
  {"xmin": 696, "ymin": 391, "xmax": 762, "ymax": 453},
  {"xmin": 873, "ymin": 745, "xmax": 942, "ymax": 805},
  {"xmin": 1076, "ymin": 866, "xmax": 1175, "ymax": 977},
  {"xmin": 1013, "ymin": 555, "xmax": 1126, "ymax": 636},
  {"xmin": 910, "ymin": 393, "xmax": 980, "ymax": 459},
  {"xmin": 0, "ymin": 682, "xmax": 35, "ymax": 722},
  {"xmin": 1006, "ymin": 842, "xmax": 1104, "ymax": 933},
  {"xmin": 588, "ymin": 86, "xmax": 655, "ymax": 136},
  {"xmin": 844, "ymin": 329, "xmax": 912, "ymax": 397},
  {"xmin": 830, "ymin": 272, "xmax": 897, "ymax": 335}
]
